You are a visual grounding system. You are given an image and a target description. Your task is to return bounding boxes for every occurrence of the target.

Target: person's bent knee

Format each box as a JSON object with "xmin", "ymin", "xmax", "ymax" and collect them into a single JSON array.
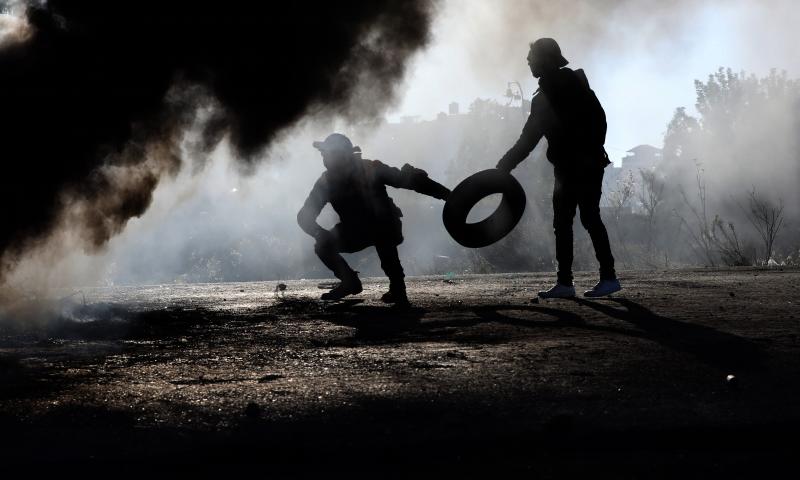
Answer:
[{"xmin": 314, "ymin": 239, "xmax": 334, "ymax": 255}]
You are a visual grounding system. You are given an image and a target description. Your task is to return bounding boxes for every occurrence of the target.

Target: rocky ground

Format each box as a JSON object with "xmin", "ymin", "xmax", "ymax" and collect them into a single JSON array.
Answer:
[{"xmin": 1, "ymin": 268, "xmax": 798, "ymax": 475}]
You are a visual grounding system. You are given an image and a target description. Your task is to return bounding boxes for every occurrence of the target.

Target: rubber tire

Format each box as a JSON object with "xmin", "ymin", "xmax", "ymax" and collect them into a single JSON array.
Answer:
[{"xmin": 442, "ymin": 169, "xmax": 526, "ymax": 248}]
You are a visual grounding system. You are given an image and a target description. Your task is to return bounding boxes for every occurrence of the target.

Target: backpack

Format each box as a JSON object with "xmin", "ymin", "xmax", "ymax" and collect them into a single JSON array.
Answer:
[{"xmin": 573, "ymin": 69, "xmax": 608, "ymax": 155}]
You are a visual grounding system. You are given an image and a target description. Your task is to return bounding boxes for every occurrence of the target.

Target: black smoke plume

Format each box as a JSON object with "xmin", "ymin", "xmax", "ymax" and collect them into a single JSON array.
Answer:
[{"xmin": 0, "ymin": 0, "xmax": 434, "ymax": 278}]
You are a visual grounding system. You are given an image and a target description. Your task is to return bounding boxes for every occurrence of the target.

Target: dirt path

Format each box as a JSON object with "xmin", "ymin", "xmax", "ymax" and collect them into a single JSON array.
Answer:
[{"xmin": 1, "ymin": 269, "xmax": 798, "ymax": 474}]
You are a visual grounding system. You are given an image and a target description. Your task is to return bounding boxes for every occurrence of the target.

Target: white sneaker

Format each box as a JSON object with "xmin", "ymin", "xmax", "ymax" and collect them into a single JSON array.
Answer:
[
  {"xmin": 537, "ymin": 283, "xmax": 576, "ymax": 299},
  {"xmin": 583, "ymin": 279, "xmax": 622, "ymax": 298}
]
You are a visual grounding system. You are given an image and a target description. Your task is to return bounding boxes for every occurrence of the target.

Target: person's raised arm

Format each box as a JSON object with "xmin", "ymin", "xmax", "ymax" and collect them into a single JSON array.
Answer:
[
  {"xmin": 374, "ymin": 160, "xmax": 450, "ymax": 200},
  {"xmin": 297, "ymin": 175, "xmax": 330, "ymax": 239},
  {"xmin": 496, "ymin": 94, "xmax": 546, "ymax": 172}
]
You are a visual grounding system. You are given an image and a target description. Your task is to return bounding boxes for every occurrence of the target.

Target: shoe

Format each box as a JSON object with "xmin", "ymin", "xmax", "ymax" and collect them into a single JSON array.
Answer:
[
  {"xmin": 583, "ymin": 279, "xmax": 622, "ymax": 298},
  {"xmin": 321, "ymin": 277, "xmax": 362, "ymax": 300},
  {"xmin": 381, "ymin": 287, "xmax": 410, "ymax": 307},
  {"xmin": 537, "ymin": 283, "xmax": 576, "ymax": 299}
]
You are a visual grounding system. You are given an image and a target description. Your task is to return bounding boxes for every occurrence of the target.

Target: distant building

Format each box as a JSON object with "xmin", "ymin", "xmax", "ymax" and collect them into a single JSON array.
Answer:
[
  {"xmin": 448, "ymin": 102, "xmax": 460, "ymax": 115},
  {"xmin": 603, "ymin": 163, "xmax": 622, "ymax": 188},
  {"xmin": 621, "ymin": 145, "xmax": 662, "ymax": 173},
  {"xmin": 601, "ymin": 145, "xmax": 662, "ymax": 210}
]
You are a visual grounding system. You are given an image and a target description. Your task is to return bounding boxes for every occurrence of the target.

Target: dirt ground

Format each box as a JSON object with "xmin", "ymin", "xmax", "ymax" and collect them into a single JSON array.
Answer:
[{"xmin": 1, "ymin": 268, "xmax": 798, "ymax": 474}]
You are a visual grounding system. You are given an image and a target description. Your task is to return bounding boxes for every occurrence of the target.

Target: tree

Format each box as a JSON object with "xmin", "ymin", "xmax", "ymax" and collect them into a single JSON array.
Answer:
[
  {"xmin": 662, "ymin": 107, "xmax": 701, "ymax": 168},
  {"xmin": 604, "ymin": 171, "xmax": 636, "ymax": 268},
  {"xmin": 637, "ymin": 168, "xmax": 665, "ymax": 265},
  {"xmin": 663, "ymin": 68, "xmax": 800, "ymax": 181},
  {"xmin": 710, "ymin": 216, "xmax": 751, "ymax": 267},
  {"xmin": 741, "ymin": 188, "xmax": 784, "ymax": 264},
  {"xmin": 663, "ymin": 68, "xmax": 799, "ymax": 267}
]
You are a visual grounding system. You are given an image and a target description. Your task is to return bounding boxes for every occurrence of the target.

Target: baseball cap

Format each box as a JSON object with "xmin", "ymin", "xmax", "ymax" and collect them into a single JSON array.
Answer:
[{"xmin": 312, "ymin": 133, "xmax": 354, "ymax": 154}]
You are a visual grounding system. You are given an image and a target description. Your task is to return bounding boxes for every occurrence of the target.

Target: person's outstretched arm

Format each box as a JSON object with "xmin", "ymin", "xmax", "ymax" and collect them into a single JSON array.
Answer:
[
  {"xmin": 496, "ymin": 93, "xmax": 547, "ymax": 172},
  {"xmin": 297, "ymin": 175, "xmax": 331, "ymax": 239},
  {"xmin": 373, "ymin": 160, "xmax": 450, "ymax": 200}
]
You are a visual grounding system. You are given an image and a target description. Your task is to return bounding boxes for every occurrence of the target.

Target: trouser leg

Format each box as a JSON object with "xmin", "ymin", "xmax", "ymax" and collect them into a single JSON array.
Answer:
[
  {"xmin": 553, "ymin": 176, "xmax": 578, "ymax": 286},
  {"xmin": 314, "ymin": 228, "xmax": 359, "ymax": 282},
  {"xmin": 375, "ymin": 241, "xmax": 405, "ymax": 290},
  {"xmin": 578, "ymin": 171, "xmax": 616, "ymax": 280},
  {"xmin": 581, "ymin": 213, "xmax": 616, "ymax": 280}
]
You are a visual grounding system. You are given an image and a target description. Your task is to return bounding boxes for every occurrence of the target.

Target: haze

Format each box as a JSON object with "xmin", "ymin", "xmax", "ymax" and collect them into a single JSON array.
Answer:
[
  {"xmin": 2, "ymin": 0, "xmax": 798, "ymax": 292},
  {"xmin": 391, "ymin": 0, "xmax": 800, "ymax": 164}
]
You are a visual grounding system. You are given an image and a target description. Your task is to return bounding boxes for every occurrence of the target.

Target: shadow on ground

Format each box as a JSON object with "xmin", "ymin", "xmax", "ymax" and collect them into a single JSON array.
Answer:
[
  {"xmin": 320, "ymin": 298, "xmax": 762, "ymax": 370},
  {"xmin": 0, "ymin": 274, "xmax": 793, "ymax": 473}
]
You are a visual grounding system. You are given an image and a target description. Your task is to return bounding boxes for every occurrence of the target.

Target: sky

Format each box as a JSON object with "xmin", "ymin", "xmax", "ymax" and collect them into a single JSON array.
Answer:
[{"xmin": 387, "ymin": 0, "xmax": 800, "ymax": 165}]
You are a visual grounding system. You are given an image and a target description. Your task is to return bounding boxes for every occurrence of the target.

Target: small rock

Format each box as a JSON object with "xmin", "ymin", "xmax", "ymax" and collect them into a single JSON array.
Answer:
[
  {"xmin": 725, "ymin": 374, "xmax": 739, "ymax": 389},
  {"xmin": 531, "ymin": 297, "xmax": 539, "ymax": 304},
  {"xmin": 729, "ymin": 292, "xmax": 735, "ymax": 297}
]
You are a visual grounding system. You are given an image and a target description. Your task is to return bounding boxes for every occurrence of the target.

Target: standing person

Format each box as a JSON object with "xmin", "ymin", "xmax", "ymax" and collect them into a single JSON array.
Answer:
[
  {"xmin": 297, "ymin": 133, "xmax": 450, "ymax": 305},
  {"xmin": 496, "ymin": 38, "xmax": 621, "ymax": 298}
]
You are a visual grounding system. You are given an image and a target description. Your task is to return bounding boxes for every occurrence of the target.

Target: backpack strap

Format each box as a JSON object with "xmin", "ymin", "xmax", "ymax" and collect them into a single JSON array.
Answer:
[{"xmin": 574, "ymin": 68, "xmax": 590, "ymax": 90}]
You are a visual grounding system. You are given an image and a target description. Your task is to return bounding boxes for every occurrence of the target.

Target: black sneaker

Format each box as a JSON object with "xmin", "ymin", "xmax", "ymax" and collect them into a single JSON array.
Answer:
[
  {"xmin": 321, "ymin": 277, "xmax": 363, "ymax": 300},
  {"xmin": 380, "ymin": 289, "xmax": 408, "ymax": 304},
  {"xmin": 537, "ymin": 283, "xmax": 576, "ymax": 299}
]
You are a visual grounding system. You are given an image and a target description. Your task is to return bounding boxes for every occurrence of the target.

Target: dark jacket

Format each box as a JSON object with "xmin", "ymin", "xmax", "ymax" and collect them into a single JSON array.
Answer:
[
  {"xmin": 297, "ymin": 158, "xmax": 449, "ymax": 239},
  {"xmin": 498, "ymin": 67, "xmax": 610, "ymax": 174}
]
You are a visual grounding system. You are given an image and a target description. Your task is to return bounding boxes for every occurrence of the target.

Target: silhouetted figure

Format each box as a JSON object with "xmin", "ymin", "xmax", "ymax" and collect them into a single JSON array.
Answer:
[
  {"xmin": 298, "ymin": 133, "xmax": 450, "ymax": 305},
  {"xmin": 496, "ymin": 38, "xmax": 621, "ymax": 298}
]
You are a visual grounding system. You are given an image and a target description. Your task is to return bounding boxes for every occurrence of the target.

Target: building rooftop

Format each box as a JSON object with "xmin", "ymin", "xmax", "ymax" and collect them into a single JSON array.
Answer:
[{"xmin": 626, "ymin": 144, "xmax": 662, "ymax": 155}]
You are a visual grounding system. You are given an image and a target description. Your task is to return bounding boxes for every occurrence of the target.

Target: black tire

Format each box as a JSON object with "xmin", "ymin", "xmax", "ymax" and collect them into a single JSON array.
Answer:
[{"xmin": 442, "ymin": 169, "xmax": 526, "ymax": 248}]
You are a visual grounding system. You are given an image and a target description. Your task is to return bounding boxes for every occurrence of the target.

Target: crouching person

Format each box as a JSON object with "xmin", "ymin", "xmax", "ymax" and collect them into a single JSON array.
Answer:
[{"xmin": 297, "ymin": 133, "xmax": 450, "ymax": 306}]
